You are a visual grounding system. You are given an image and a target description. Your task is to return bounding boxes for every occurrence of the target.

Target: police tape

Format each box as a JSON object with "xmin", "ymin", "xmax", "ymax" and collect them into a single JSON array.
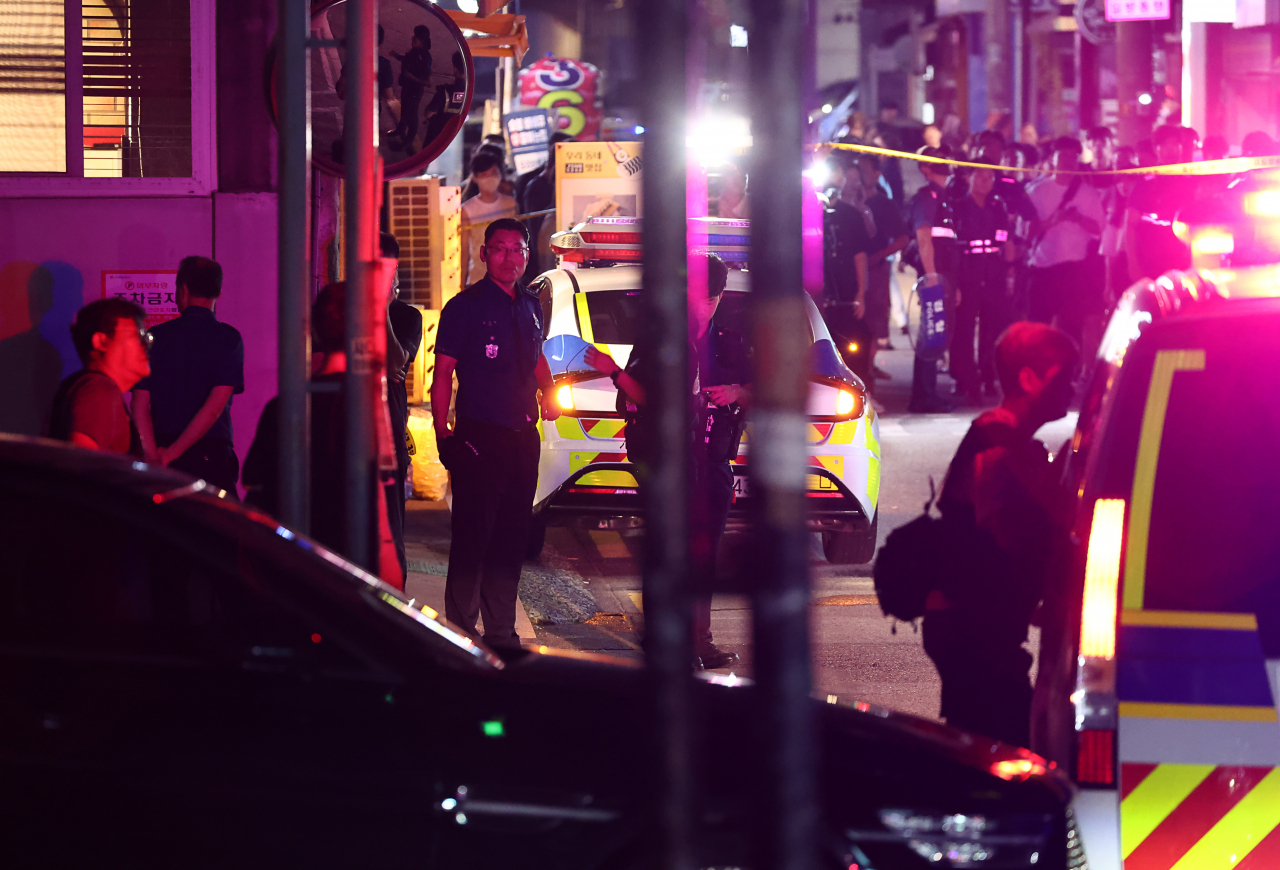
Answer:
[
  {"xmin": 820, "ymin": 141, "xmax": 1280, "ymax": 177},
  {"xmin": 460, "ymin": 207, "xmax": 556, "ymax": 230}
]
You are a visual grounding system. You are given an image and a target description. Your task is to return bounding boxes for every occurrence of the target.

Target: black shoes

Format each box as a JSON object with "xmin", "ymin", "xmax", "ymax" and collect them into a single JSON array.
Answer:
[
  {"xmin": 907, "ymin": 395, "xmax": 955, "ymax": 414},
  {"xmin": 695, "ymin": 645, "xmax": 740, "ymax": 670}
]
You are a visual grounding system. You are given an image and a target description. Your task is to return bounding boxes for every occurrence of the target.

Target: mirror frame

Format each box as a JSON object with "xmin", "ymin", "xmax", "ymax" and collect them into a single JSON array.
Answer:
[{"xmin": 267, "ymin": 0, "xmax": 475, "ymax": 180}]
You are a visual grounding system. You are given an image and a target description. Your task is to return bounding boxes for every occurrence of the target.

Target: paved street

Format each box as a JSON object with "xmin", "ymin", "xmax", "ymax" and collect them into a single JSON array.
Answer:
[{"xmin": 403, "ymin": 333, "xmax": 1078, "ymax": 724}]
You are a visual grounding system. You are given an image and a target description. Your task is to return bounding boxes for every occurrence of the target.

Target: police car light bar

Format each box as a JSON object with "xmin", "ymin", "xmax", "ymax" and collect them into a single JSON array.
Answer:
[{"xmin": 550, "ymin": 216, "xmax": 753, "ymax": 265}]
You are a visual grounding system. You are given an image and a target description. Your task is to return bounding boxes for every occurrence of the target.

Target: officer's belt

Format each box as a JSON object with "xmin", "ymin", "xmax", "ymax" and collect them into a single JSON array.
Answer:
[{"xmin": 959, "ymin": 237, "xmax": 1005, "ymax": 254}]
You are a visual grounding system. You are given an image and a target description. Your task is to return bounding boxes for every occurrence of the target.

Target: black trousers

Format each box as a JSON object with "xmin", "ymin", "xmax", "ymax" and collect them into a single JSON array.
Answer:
[
  {"xmin": 169, "ymin": 440, "xmax": 240, "ymax": 500},
  {"xmin": 922, "ymin": 611, "xmax": 1033, "ymax": 747},
  {"xmin": 690, "ymin": 459, "xmax": 735, "ymax": 652},
  {"xmin": 951, "ymin": 272, "xmax": 1009, "ymax": 394},
  {"xmin": 384, "ymin": 463, "xmax": 408, "ymax": 582},
  {"xmin": 444, "ymin": 417, "xmax": 540, "ymax": 649},
  {"xmin": 911, "ymin": 354, "xmax": 939, "ymax": 405},
  {"xmin": 396, "ymin": 85, "xmax": 424, "ymax": 144}
]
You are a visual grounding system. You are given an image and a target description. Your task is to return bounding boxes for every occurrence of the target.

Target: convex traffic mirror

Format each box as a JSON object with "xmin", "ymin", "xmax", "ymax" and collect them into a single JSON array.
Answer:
[{"xmin": 270, "ymin": 0, "xmax": 475, "ymax": 179}]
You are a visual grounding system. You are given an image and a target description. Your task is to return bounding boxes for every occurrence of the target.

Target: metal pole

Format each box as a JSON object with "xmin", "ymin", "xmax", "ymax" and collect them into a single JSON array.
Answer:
[
  {"xmin": 278, "ymin": 0, "xmax": 311, "ymax": 532},
  {"xmin": 748, "ymin": 0, "xmax": 818, "ymax": 867},
  {"xmin": 344, "ymin": 0, "xmax": 378, "ymax": 569},
  {"xmin": 1116, "ymin": 20, "xmax": 1152, "ymax": 147},
  {"xmin": 1012, "ymin": 0, "xmax": 1025, "ymax": 136},
  {"xmin": 637, "ymin": 0, "xmax": 693, "ymax": 868}
]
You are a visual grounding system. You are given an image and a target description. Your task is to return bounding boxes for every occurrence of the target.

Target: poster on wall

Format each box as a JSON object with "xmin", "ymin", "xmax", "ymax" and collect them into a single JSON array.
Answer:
[
  {"xmin": 102, "ymin": 271, "xmax": 179, "ymax": 329},
  {"xmin": 554, "ymin": 141, "xmax": 643, "ymax": 236},
  {"xmin": 517, "ymin": 57, "xmax": 603, "ymax": 141},
  {"xmin": 505, "ymin": 108, "xmax": 552, "ymax": 175}
]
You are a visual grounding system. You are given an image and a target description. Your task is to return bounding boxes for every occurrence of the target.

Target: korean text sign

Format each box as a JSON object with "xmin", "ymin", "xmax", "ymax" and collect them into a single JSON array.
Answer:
[
  {"xmin": 102, "ymin": 272, "xmax": 179, "ymax": 329},
  {"xmin": 1105, "ymin": 0, "xmax": 1169, "ymax": 21}
]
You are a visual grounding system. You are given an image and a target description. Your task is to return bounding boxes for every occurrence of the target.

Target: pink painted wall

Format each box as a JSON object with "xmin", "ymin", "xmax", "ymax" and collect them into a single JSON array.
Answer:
[
  {"xmin": 0, "ymin": 194, "xmax": 281, "ymax": 498},
  {"xmin": 212, "ymin": 192, "xmax": 279, "ymax": 495}
]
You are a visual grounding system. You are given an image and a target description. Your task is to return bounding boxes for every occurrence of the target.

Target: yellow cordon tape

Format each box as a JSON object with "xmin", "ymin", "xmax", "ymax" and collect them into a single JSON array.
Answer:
[{"xmin": 820, "ymin": 141, "xmax": 1280, "ymax": 177}]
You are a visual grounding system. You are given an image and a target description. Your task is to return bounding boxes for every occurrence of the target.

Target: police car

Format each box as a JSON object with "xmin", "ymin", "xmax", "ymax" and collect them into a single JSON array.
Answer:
[
  {"xmin": 1033, "ymin": 175, "xmax": 1280, "ymax": 868},
  {"xmin": 526, "ymin": 215, "xmax": 881, "ymax": 564}
]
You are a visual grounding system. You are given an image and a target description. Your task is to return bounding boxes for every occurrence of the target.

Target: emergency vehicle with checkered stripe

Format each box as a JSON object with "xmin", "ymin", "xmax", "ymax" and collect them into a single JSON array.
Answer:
[
  {"xmin": 525, "ymin": 216, "xmax": 880, "ymax": 563},
  {"xmin": 1035, "ymin": 172, "xmax": 1280, "ymax": 869}
]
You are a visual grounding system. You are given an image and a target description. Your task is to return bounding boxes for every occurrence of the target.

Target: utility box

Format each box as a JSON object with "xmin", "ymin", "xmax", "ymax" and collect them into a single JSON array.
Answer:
[
  {"xmin": 388, "ymin": 176, "xmax": 461, "ymax": 310},
  {"xmin": 389, "ymin": 177, "xmax": 459, "ymax": 405}
]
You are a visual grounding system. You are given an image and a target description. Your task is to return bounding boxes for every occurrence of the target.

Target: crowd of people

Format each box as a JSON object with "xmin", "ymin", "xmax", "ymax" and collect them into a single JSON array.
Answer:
[
  {"xmin": 458, "ymin": 131, "xmax": 575, "ymax": 287},
  {"xmin": 820, "ymin": 106, "xmax": 1277, "ymax": 414}
]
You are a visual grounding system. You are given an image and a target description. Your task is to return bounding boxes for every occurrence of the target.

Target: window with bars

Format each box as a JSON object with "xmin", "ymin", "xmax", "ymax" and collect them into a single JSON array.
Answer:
[{"xmin": 0, "ymin": 0, "xmax": 206, "ymax": 188}]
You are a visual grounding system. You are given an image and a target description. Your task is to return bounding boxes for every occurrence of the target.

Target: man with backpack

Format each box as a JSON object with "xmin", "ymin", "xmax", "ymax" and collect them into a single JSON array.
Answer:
[
  {"xmin": 584, "ymin": 253, "xmax": 749, "ymax": 670},
  {"xmin": 879, "ymin": 322, "xmax": 1076, "ymax": 747}
]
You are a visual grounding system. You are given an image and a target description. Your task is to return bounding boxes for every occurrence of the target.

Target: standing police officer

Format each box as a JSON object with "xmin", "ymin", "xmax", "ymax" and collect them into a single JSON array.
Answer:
[
  {"xmin": 906, "ymin": 147, "xmax": 957, "ymax": 413},
  {"xmin": 432, "ymin": 218, "xmax": 560, "ymax": 652},
  {"xmin": 585, "ymin": 254, "xmax": 749, "ymax": 670},
  {"xmin": 950, "ymin": 164, "xmax": 1015, "ymax": 405}
]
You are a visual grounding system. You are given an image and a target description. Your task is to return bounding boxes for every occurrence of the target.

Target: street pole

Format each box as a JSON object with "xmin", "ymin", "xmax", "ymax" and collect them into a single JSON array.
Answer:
[
  {"xmin": 985, "ymin": 0, "xmax": 1010, "ymax": 126},
  {"xmin": 344, "ymin": 0, "xmax": 378, "ymax": 570},
  {"xmin": 749, "ymin": 0, "xmax": 819, "ymax": 867},
  {"xmin": 637, "ymin": 0, "xmax": 693, "ymax": 868},
  {"xmin": 277, "ymin": 0, "xmax": 311, "ymax": 532},
  {"xmin": 1012, "ymin": 0, "xmax": 1026, "ymax": 135},
  {"xmin": 1116, "ymin": 20, "xmax": 1153, "ymax": 147}
]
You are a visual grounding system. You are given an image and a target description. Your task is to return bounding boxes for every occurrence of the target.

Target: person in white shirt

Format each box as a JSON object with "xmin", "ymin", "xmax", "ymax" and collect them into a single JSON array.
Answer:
[
  {"xmin": 1024, "ymin": 137, "xmax": 1104, "ymax": 352},
  {"xmin": 461, "ymin": 150, "xmax": 517, "ymax": 286}
]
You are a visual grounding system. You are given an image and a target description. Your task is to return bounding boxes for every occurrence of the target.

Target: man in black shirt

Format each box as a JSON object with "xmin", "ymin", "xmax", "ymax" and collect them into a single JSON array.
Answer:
[
  {"xmin": 950, "ymin": 165, "xmax": 1015, "ymax": 404},
  {"xmin": 822, "ymin": 151, "xmax": 875, "ymax": 383},
  {"xmin": 1125, "ymin": 124, "xmax": 1196, "ymax": 280},
  {"xmin": 857, "ymin": 153, "xmax": 909, "ymax": 351},
  {"xmin": 381, "ymin": 233, "xmax": 423, "ymax": 582},
  {"xmin": 391, "ymin": 25, "xmax": 433, "ymax": 153},
  {"xmin": 924, "ymin": 322, "xmax": 1076, "ymax": 746},
  {"xmin": 907, "ymin": 150, "xmax": 957, "ymax": 413},
  {"xmin": 243, "ymin": 283, "xmax": 359, "ymax": 559},
  {"xmin": 584, "ymin": 254, "xmax": 750, "ymax": 670},
  {"xmin": 432, "ymin": 218, "xmax": 559, "ymax": 651},
  {"xmin": 133, "ymin": 256, "xmax": 245, "ymax": 494}
]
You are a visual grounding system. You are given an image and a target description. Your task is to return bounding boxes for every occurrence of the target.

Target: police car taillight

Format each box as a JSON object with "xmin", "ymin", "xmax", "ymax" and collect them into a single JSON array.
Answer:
[
  {"xmin": 809, "ymin": 376, "xmax": 865, "ymax": 421},
  {"xmin": 1081, "ymin": 498, "xmax": 1124, "ymax": 659},
  {"xmin": 581, "ymin": 231, "xmax": 640, "ymax": 244},
  {"xmin": 1074, "ymin": 498, "xmax": 1123, "ymax": 787}
]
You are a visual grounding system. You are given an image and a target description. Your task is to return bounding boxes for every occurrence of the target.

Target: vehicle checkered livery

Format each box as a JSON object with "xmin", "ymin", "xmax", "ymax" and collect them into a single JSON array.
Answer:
[{"xmin": 528, "ymin": 246, "xmax": 880, "ymax": 564}]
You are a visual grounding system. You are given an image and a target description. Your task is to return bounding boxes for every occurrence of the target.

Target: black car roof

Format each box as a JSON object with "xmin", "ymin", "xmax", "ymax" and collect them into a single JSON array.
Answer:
[{"xmin": 0, "ymin": 434, "xmax": 207, "ymax": 498}]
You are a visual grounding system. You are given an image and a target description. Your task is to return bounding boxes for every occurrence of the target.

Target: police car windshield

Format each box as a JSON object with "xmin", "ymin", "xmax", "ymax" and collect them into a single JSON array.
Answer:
[
  {"xmin": 581, "ymin": 289, "xmax": 752, "ymax": 344},
  {"xmin": 1106, "ymin": 310, "xmax": 1280, "ymax": 654}
]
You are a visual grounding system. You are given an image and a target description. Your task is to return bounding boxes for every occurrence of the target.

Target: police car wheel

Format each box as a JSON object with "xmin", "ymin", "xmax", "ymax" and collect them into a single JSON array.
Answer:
[
  {"xmin": 525, "ymin": 516, "xmax": 548, "ymax": 561},
  {"xmin": 821, "ymin": 514, "xmax": 877, "ymax": 565}
]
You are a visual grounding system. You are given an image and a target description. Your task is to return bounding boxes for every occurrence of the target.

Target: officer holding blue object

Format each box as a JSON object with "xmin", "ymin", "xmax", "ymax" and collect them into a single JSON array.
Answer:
[
  {"xmin": 906, "ymin": 147, "xmax": 957, "ymax": 413},
  {"xmin": 432, "ymin": 218, "xmax": 561, "ymax": 653},
  {"xmin": 950, "ymin": 163, "xmax": 1016, "ymax": 405}
]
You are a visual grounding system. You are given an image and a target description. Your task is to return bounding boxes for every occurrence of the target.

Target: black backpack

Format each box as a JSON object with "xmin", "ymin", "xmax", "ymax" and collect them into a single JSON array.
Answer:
[{"xmin": 873, "ymin": 502, "xmax": 945, "ymax": 624}]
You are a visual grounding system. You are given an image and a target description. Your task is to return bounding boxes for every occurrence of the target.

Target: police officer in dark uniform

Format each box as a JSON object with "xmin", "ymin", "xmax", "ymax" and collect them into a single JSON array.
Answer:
[
  {"xmin": 907, "ymin": 147, "xmax": 958, "ymax": 413},
  {"xmin": 585, "ymin": 254, "xmax": 749, "ymax": 670},
  {"xmin": 431, "ymin": 218, "xmax": 561, "ymax": 652},
  {"xmin": 950, "ymin": 163, "xmax": 1015, "ymax": 405},
  {"xmin": 821, "ymin": 150, "xmax": 876, "ymax": 383}
]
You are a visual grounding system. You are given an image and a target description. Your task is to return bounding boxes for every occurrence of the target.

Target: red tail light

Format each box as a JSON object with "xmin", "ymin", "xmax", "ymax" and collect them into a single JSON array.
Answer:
[
  {"xmin": 1080, "ymin": 498, "xmax": 1125, "ymax": 659},
  {"xmin": 581, "ymin": 231, "xmax": 641, "ymax": 244},
  {"xmin": 1077, "ymin": 730, "xmax": 1115, "ymax": 785}
]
